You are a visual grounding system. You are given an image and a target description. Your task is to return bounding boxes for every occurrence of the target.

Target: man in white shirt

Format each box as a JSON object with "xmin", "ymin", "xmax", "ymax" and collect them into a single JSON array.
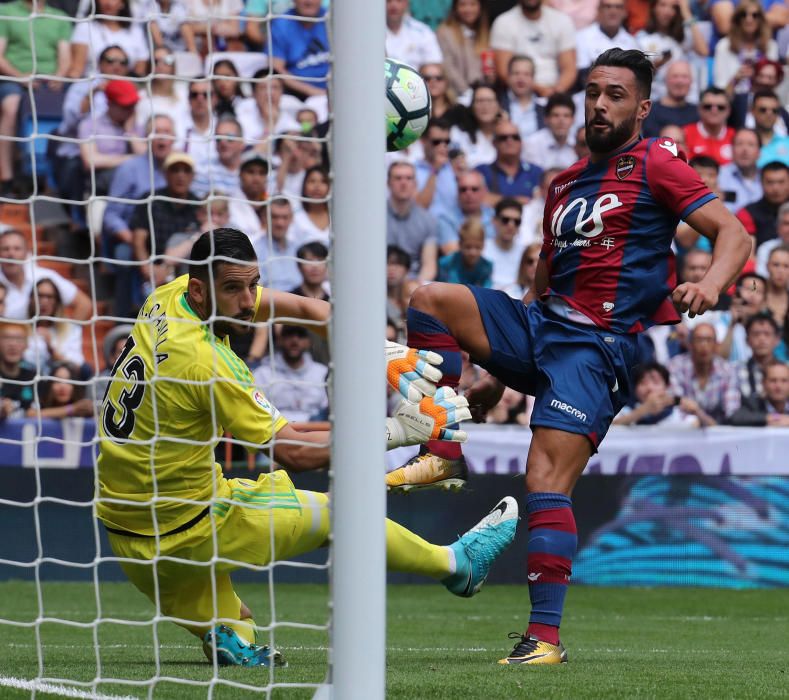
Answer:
[
  {"xmin": 575, "ymin": 0, "xmax": 638, "ymax": 76},
  {"xmin": 719, "ymin": 128, "xmax": 763, "ymax": 213},
  {"xmin": 228, "ymin": 150, "xmax": 269, "ymax": 243},
  {"xmin": 490, "ymin": 0, "xmax": 577, "ymax": 98},
  {"xmin": 485, "ymin": 198, "xmax": 526, "ymax": 290},
  {"xmin": 182, "ymin": 78, "xmax": 217, "ymax": 167},
  {"xmin": 522, "ymin": 93, "xmax": 577, "ymax": 170},
  {"xmin": 385, "ymin": 0, "xmax": 442, "ymax": 69},
  {"xmin": 192, "ymin": 116, "xmax": 245, "ymax": 199},
  {"xmin": 0, "ymin": 229, "xmax": 92, "ymax": 320},
  {"xmin": 499, "ymin": 55, "xmax": 543, "ymax": 142},
  {"xmin": 254, "ymin": 198, "xmax": 301, "ymax": 292}
]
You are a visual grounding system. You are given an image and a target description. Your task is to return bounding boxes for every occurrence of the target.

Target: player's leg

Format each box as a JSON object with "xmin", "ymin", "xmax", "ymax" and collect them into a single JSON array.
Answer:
[{"xmin": 389, "ymin": 284, "xmax": 531, "ymax": 491}]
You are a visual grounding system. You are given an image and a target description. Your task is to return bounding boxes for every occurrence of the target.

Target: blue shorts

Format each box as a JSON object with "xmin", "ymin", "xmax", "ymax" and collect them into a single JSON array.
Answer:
[
  {"xmin": 468, "ymin": 287, "xmax": 641, "ymax": 450},
  {"xmin": 0, "ymin": 81, "xmax": 24, "ymax": 102}
]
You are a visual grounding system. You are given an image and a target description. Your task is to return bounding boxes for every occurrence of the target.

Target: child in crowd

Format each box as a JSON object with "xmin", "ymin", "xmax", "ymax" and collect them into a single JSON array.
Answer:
[{"xmin": 437, "ymin": 217, "xmax": 492, "ymax": 286}]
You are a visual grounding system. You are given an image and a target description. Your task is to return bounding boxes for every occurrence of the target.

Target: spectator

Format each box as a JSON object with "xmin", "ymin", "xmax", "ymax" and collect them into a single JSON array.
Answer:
[
  {"xmin": 757, "ymin": 132, "xmax": 789, "ymax": 171},
  {"xmin": 731, "ymin": 60, "xmax": 789, "ymax": 135},
  {"xmin": 211, "ymin": 59, "xmax": 243, "ymax": 118},
  {"xmin": 718, "ymin": 128, "xmax": 762, "ymax": 213},
  {"xmin": 711, "ymin": 0, "xmax": 788, "ymax": 36},
  {"xmin": 729, "ymin": 359, "xmax": 789, "ymax": 427},
  {"xmin": 147, "ymin": 0, "xmax": 195, "ymax": 53},
  {"xmin": 764, "ymin": 245, "xmax": 789, "ymax": 329},
  {"xmin": 68, "ymin": 0, "xmax": 149, "ymax": 78},
  {"xmin": 253, "ymin": 325, "xmax": 328, "ymax": 423},
  {"xmin": 131, "ymin": 152, "xmax": 201, "ymax": 291},
  {"xmin": 450, "ymin": 83, "xmax": 502, "ymax": 168},
  {"xmin": 191, "ymin": 115, "xmax": 245, "ymax": 199},
  {"xmin": 93, "ymin": 323, "xmax": 132, "ymax": 402},
  {"xmin": 435, "ymin": 0, "xmax": 490, "ymax": 95},
  {"xmin": 736, "ymin": 161, "xmax": 789, "ymax": 248},
  {"xmin": 437, "ymin": 217, "xmax": 492, "ymax": 286},
  {"xmin": 0, "ymin": 280, "xmax": 6, "ymax": 317},
  {"xmin": 184, "ymin": 0, "xmax": 243, "ymax": 55},
  {"xmin": 659, "ymin": 123, "xmax": 688, "ymax": 153},
  {"xmin": 437, "ymin": 169, "xmax": 494, "ymax": 254},
  {"xmin": 290, "ymin": 240, "xmax": 329, "ymax": 363},
  {"xmin": 53, "ymin": 45, "xmax": 131, "ymax": 216},
  {"xmin": 274, "ymin": 131, "xmax": 323, "ymax": 208},
  {"xmin": 490, "ymin": 0, "xmax": 576, "ymax": 98},
  {"xmin": 386, "ymin": 162, "xmax": 438, "ymax": 281},
  {"xmin": 748, "ymin": 90, "xmax": 784, "ymax": 153},
  {"xmin": 735, "ymin": 311, "xmax": 780, "ymax": 399},
  {"xmin": 0, "ymin": 0, "xmax": 72, "ymax": 197},
  {"xmin": 613, "ymin": 361, "xmax": 704, "ymax": 427},
  {"xmin": 476, "ymin": 120, "xmax": 542, "ymax": 208},
  {"xmin": 254, "ymin": 198, "xmax": 301, "ymax": 292},
  {"xmin": 414, "ymin": 117, "xmax": 456, "ymax": 218},
  {"xmin": 669, "ymin": 322, "xmax": 741, "ymax": 424},
  {"xmin": 27, "ymin": 362, "xmax": 94, "ymax": 419},
  {"xmin": 135, "ymin": 46, "xmax": 188, "ymax": 132},
  {"xmin": 713, "ymin": 0, "xmax": 778, "ymax": 96},
  {"xmin": 270, "ymin": 0, "xmax": 330, "ymax": 98},
  {"xmin": 486, "ymin": 197, "xmax": 526, "ymax": 290},
  {"xmin": 574, "ymin": 123, "xmax": 589, "ymax": 161},
  {"xmin": 0, "ymin": 229, "xmax": 92, "ymax": 321},
  {"xmin": 385, "ymin": 0, "xmax": 443, "ymax": 71},
  {"xmin": 290, "ymin": 165, "xmax": 330, "ymax": 248},
  {"xmin": 182, "ymin": 78, "xmax": 217, "ymax": 166},
  {"xmin": 78, "ymin": 79, "xmax": 145, "ymax": 194},
  {"xmin": 497, "ymin": 55, "xmax": 544, "ymax": 142},
  {"xmin": 502, "ymin": 241, "xmax": 542, "ymax": 299},
  {"xmin": 485, "ymin": 386, "xmax": 529, "ymax": 426},
  {"xmin": 102, "ymin": 113, "xmax": 175, "ymax": 316},
  {"xmin": 236, "ymin": 71, "xmax": 300, "ymax": 146},
  {"xmin": 161, "ymin": 196, "xmax": 231, "ymax": 277},
  {"xmin": 718, "ymin": 272, "xmax": 768, "ymax": 362},
  {"xmin": 385, "ymin": 245, "xmax": 413, "ymax": 331},
  {"xmin": 0, "ymin": 322, "xmax": 35, "ymax": 418},
  {"xmin": 521, "ymin": 92, "xmax": 577, "ymax": 170},
  {"xmin": 641, "ymin": 60, "xmax": 699, "ymax": 137},
  {"xmin": 756, "ymin": 202, "xmax": 789, "ymax": 277},
  {"xmin": 419, "ymin": 63, "xmax": 456, "ymax": 121},
  {"xmin": 576, "ymin": 0, "xmax": 638, "ymax": 81},
  {"xmin": 547, "ymin": 0, "xmax": 597, "ymax": 29},
  {"xmin": 228, "ymin": 150, "xmax": 269, "ymax": 242},
  {"xmin": 518, "ymin": 167, "xmax": 561, "ymax": 245},
  {"xmin": 683, "ymin": 88, "xmax": 734, "ymax": 165},
  {"xmin": 636, "ymin": 0, "xmax": 707, "ymax": 102},
  {"xmin": 25, "ymin": 279, "xmax": 86, "ymax": 375}
]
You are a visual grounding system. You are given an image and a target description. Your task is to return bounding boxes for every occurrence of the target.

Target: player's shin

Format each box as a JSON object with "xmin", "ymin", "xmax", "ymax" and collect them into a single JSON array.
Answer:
[
  {"xmin": 406, "ymin": 307, "xmax": 462, "ymax": 459},
  {"xmin": 384, "ymin": 518, "xmax": 453, "ymax": 579},
  {"xmin": 525, "ymin": 493, "xmax": 577, "ymax": 646}
]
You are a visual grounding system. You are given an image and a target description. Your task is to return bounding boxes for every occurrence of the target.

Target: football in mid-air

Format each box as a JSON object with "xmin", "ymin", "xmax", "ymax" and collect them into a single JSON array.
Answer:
[{"xmin": 385, "ymin": 58, "xmax": 431, "ymax": 152}]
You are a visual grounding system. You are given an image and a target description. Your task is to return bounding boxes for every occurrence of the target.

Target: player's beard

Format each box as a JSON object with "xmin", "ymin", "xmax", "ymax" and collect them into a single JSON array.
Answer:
[
  {"xmin": 585, "ymin": 113, "xmax": 637, "ymax": 155},
  {"xmin": 212, "ymin": 313, "xmax": 254, "ymax": 338}
]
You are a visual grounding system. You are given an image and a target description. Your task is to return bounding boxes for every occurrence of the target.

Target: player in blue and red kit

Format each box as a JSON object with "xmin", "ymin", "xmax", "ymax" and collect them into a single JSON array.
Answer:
[{"xmin": 385, "ymin": 49, "xmax": 752, "ymax": 665}]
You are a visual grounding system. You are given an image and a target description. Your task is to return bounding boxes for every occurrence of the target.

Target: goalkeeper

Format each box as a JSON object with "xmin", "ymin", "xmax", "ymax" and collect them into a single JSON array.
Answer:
[{"xmin": 97, "ymin": 228, "xmax": 517, "ymax": 667}]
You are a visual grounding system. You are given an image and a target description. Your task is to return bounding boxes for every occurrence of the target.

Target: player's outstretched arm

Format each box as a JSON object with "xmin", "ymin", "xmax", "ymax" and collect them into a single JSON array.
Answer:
[
  {"xmin": 255, "ymin": 287, "xmax": 331, "ymax": 338},
  {"xmin": 387, "ymin": 387, "xmax": 471, "ymax": 448},
  {"xmin": 386, "ymin": 340, "xmax": 444, "ymax": 402},
  {"xmin": 673, "ymin": 198, "xmax": 751, "ymax": 318}
]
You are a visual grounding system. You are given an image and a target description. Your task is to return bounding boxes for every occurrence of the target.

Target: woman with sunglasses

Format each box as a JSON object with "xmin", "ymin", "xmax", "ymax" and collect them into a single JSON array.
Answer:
[
  {"xmin": 68, "ymin": 0, "xmax": 149, "ymax": 78},
  {"xmin": 435, "ymin": 0, "xmax": 491, "ymax": 96},
  {"xmin": 419, "ymin": 63, "xmax": 457, "ymax": 121},
  {"xmin": 713, "ymin": 0, "xmax": 778, "ymax": 95}
]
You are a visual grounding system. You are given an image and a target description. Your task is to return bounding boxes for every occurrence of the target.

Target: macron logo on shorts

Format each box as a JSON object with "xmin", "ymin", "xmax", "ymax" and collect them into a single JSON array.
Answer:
[{"xmin": 549, "ymin": 399, "xmax": 587, "ymax": 423}]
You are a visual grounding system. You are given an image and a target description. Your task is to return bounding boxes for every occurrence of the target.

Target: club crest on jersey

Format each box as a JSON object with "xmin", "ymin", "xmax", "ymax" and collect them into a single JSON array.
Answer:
[{"xmin": 615, "ymin": 155, "xmax": 636, "ymax": 180}]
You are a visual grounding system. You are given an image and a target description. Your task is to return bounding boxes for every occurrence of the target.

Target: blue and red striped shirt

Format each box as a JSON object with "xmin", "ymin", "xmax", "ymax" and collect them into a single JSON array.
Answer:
[{"xmin": 540, "ymin": 136, "xmax": 716, "ymax": 334}]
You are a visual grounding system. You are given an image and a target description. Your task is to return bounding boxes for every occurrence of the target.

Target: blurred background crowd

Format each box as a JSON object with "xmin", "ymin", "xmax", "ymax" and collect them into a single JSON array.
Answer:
[{"xmin": 1, "ymin": 0, "xmax": 789, "ymax": 432}]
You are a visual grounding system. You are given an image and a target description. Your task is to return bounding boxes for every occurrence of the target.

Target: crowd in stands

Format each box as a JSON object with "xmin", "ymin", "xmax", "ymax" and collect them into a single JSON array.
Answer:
[{"xmin": 1, "ymin": 0, "xmax": 789, "ymax": 434}]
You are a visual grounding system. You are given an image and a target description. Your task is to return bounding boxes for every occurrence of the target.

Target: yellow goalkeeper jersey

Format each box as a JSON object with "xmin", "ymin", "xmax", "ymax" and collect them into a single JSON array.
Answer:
[{"xmin": 96, "ymin": 275, "xmax": 287, "ymax": 535}]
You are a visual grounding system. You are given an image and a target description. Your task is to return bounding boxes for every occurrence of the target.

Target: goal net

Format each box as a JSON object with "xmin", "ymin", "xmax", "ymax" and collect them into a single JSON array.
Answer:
[{"xmin": 0, "ymin": 0, "xmax": 387, "ymax": 696}]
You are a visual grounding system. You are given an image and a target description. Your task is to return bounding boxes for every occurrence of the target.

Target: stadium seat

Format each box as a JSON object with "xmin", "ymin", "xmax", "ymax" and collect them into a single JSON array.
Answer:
[{"xmin": 18, "ymin": 115, "xmax": 61, "ymax": 183}]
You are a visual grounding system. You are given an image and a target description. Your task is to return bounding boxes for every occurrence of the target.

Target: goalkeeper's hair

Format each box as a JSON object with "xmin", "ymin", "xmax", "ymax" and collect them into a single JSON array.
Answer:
[{"xmin": 189, "ymin": 228, "xmax": 257, "ymax": 283}]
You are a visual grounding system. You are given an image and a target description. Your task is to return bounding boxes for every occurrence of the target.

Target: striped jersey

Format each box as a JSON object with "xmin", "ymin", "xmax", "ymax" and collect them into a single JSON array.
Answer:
[
  {"xmin": 541, "ymin": 136, "xmax": 716, "ymax": 333},
  {"xmin": 96, "ymin": 275, "xmax": 287, "ymax": 534}
]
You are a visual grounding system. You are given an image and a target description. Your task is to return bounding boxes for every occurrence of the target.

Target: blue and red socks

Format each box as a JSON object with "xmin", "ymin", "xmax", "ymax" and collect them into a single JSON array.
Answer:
[
  {"xmin": 406, "ymin": 307, "xmax": 462, "ymax": 460},
  {"xmin": 525, "ymin": 492, "xmax": 577, "ymax": 646}
]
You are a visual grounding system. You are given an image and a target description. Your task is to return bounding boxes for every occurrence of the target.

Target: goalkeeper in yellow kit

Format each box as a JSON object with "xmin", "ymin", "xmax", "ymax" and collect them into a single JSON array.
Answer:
[{"xmin": 97, "ymin": 228, "xmax": 517, "ymax": 667}]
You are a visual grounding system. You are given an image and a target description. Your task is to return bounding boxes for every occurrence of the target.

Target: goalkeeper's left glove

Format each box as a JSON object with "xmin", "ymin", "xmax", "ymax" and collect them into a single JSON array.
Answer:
[
  {"xmin": 386, "ymin": 340, "xmax": 444, "ymax": 403},
  {"xmin": 386, "ymin": 387, "xmax": 471, "ymax": 449}
]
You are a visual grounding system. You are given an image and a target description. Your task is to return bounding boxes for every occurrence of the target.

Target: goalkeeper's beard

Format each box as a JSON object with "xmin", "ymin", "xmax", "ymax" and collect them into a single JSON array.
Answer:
[{"xmin": 212, "ymin": 313, "xmax": 255, "ymax": 338}]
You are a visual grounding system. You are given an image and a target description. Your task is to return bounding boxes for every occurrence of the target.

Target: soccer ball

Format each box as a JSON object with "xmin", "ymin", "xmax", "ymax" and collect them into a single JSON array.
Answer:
[{"xmin": 385, "ymin": 58, "xmax": 431, "ymax": 152}]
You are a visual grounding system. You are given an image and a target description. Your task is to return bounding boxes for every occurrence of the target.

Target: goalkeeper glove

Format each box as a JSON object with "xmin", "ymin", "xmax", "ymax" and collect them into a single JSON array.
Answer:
[
  {"xmin": 386, "ymin": 387, "xmax": 471, "ymax": 449},
  {"xmin": 386, "ymin": 340, "xmax": 444, "ymax": 403}
]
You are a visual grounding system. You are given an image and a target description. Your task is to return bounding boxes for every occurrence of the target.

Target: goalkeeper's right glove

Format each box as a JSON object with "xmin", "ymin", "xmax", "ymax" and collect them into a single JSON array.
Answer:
[
  {"xmin": 386, "ymin": 340, "xmax": 444, "ymax": 403},
  {"xmin": 386, "ymin": 387, "xmax": 471, "ymax": 449}
]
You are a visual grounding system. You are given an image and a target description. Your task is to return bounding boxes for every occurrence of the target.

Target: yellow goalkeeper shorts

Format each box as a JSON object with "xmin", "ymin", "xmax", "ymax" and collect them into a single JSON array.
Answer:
[{"xmin": 106, "ymin": 469, "xmax": 329, "ymax": 641}]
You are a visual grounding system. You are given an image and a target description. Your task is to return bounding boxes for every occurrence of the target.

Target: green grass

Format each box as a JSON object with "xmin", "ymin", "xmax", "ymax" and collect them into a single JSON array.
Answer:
[{"xmin": 0, "ymin": 582, "xmax": 788, "ymax": 699}]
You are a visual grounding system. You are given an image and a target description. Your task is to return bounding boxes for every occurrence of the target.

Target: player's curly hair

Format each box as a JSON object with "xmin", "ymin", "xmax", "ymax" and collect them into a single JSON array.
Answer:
[
  {"xmin": 189, "ymin": 227, "xmax": 257, "ymax": 283},
  {"xmin": 591, "ymin": 48, "xmax": 654, "ymax": 100}
]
